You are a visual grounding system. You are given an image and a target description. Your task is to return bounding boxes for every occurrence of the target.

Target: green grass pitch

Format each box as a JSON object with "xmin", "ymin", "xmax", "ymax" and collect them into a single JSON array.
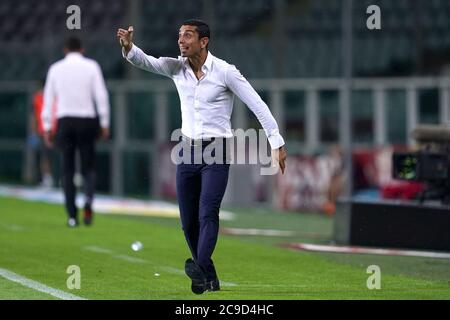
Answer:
[{"xmin": 0, "ymin": 196, "xmax": 449, "ymax": 300}]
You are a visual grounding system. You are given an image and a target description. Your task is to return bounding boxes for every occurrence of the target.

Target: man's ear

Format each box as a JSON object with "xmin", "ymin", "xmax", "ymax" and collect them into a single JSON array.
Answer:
[{"xmin": 201, "ymin": 37, "xmax": 209, "ymax": 49}]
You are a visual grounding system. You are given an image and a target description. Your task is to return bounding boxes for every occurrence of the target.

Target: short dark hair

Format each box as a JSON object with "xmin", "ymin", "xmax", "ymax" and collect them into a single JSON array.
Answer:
[
  {"xmin": 64, "ymin": 37, "xmax": 83, "ymax": 51},
  {"xmin": 181, "ymin": 19, "xmax": 210, "ymax": 41}
]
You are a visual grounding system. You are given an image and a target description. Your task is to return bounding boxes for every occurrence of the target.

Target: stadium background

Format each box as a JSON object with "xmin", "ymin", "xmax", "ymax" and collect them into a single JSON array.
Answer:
[
  {"xmin": 1, "ymin": 0, "xmax": 450, "ymax": 210},
  {"xmin": 0, "ymin": 0, "xmax": 449, "ymax": 301}
]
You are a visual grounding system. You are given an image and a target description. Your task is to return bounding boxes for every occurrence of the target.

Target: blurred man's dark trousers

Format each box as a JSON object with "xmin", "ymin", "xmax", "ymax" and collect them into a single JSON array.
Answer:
[
  {"xmin": 56, "ymin": 117, "xmax": 100, "ymax": 220},
  {"xmin": 176, "ymin": 138, "xmax": 230, "ymax": 282}
]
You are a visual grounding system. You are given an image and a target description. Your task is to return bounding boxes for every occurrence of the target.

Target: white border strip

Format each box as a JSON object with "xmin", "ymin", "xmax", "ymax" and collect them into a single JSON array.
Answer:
[
  {"xmin": 0, "ymin": 268, "xmax": 86, "ymax": 300},
  {"xmin": 285, "ymin": 243, "xmax": 450, "ymax": 259}
]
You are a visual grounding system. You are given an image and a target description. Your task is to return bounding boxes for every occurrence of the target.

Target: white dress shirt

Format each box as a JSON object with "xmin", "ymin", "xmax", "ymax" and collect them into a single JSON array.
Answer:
[
  {"xmin": 42, "ymin": 52, "xmax": 110, "ymax": 131},
  {"xmin": 123, "ymin": 45, "xmax": 285, "ymax": 149}
]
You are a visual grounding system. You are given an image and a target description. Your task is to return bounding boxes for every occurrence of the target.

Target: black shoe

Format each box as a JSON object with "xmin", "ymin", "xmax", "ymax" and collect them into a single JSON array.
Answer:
[
  {"xmin": 67, "ymin": 218, "xmax": 78, "ymax": 228},
  {"xmin": 206, "ymin": 278, "xmax": 220, "ymax": 292},
  {"xmin": 185, "ymin": 258, "xmax": 206, "ymax": 295},
  {"xmin": 83, "ymin": 205, "xmax": 93, "ymax": 226}
]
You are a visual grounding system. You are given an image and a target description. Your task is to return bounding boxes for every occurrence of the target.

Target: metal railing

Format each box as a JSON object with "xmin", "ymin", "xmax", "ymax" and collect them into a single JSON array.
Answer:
[{"xmin": 0, "ymin": 77, "xmax": 449, "ymax": 205}]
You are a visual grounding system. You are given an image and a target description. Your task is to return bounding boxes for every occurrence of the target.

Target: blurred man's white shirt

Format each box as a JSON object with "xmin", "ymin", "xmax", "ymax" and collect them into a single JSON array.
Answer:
[{"xmin": 42, "ymin": 52, "xmax": 110, "ymax": 131}]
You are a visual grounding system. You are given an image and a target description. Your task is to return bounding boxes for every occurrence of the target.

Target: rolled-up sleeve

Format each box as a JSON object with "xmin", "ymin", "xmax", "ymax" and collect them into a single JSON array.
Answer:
[
  {"xmin": 225, "ymin": 65, "xmax": 285, "ymax": 149},
  {"xmin": 122, "ymin": 44, "xmax": 180, "ymax": 78}
]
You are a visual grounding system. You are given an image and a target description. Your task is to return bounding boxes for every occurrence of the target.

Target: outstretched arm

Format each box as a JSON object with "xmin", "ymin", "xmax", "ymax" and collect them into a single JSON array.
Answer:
[{"xmin": 116, "ymin": 26, "xmax": 180, "ymax": 78}]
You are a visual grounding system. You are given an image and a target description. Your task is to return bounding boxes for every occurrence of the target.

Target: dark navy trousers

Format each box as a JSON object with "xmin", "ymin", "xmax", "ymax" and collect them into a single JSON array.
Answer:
[{"xmin": 176, "ymin": 141, "xmax": 230, "ymax": 281}]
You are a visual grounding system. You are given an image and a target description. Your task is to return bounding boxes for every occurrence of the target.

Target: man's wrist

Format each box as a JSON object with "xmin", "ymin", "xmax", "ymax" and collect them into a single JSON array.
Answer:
[
  {"xmin": 124, "ymin": 43, "xmax": 133, "ymax": 56},
  {"xmin": 267, "ymin": 132, "xmax": 285, "ymax": 150}
]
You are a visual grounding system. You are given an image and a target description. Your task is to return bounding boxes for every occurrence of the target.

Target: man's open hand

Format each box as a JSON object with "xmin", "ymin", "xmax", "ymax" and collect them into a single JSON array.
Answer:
[
  {"xmin": 116, "ymin": 26, "xmax": 134, "ymax": 54},
  {"xmin": 100, "ymin": 127, "xmax": 110, "ymax": 140},
  {"xmin": 272, "ymin": 145, "xmax": 287, "ymax": 175}
]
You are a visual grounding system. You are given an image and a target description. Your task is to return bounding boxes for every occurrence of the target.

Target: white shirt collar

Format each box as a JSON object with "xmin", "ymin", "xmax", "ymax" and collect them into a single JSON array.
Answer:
[
  {"xmin": 181, "ymin": 51, "xmax": 213, "ymax": 71},
  {"xmin": 203, "ymin": 51, "xmax": 213, "ymax": 71},
  {"xmin": 65, "ymin": 52, "xmax": 83, "ymax": 59}
]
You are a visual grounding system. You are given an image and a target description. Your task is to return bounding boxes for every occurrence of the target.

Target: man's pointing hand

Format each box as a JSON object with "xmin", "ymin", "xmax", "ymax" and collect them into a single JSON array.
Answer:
[{"xmin": 117, "ymin": 26, "xmax": 134, "ymax": 55}]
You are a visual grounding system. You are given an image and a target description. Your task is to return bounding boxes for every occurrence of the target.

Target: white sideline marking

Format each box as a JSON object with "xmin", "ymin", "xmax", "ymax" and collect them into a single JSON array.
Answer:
[
  {"xmin": 0, "ymin": 223, "xmax": 25, "ymax": 232},
  {"xmin": 84, "ymin": 246, "xmax": 113, "ymax": 254},
  {"xmin": 159, "ymin": 266, "xmax": 237, "ymax": 287},
  {"xmin": 160, "ymin": 266, "xmax": 185, "ymax": 275},
  {"xmin": 216, "ymin": 280, "xmax": 238, "ymax": 287},
  {"xmin": 83, "ymin": 245, "xmax": 238, "ymax": 287},
  {"xmin": 114, "ymin": 255, "xmax": 148, "ymax": 264},
  {"xmin": 0, "ymin": 268, "xmax": 86, "ymax": 300}
]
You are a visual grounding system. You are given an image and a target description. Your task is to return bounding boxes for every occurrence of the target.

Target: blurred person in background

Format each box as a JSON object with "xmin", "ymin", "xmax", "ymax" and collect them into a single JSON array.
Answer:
[
  {"xmin": 42, "ymin": 37, "xmax": 110, "ymax": 228},
  {"xmin": 117, "ymin": 20, "xmax": 286, "ymax": 294},
  {"xmin": 323, "ymin": 146, "xmax": 345, "ymax": 215},
  {"xmin": 28, "ymin": 79, "xmax": 56, "ymax": 188}
]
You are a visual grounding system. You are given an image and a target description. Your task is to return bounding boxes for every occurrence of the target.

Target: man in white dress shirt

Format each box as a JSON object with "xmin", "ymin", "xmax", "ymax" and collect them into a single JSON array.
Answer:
[
  {"xmin": 117, "ymin": 20, "xmax": 286, "ymax": 294},
  {"xmin": 42, "ymin": 37, "xmax": 110, "ymax": 228}
]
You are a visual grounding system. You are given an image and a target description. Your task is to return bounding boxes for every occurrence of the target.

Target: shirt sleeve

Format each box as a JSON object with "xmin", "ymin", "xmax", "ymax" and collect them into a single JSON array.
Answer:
[
  {"xmin": 92, "ymin": 63, "xmax": 110, "ymax": 128},
  {"xmin": 122, "ymin": 44, "xmax": 180, "ymax": 78},
  {"xmin": 41, "ymin": 66, "xmax": 56, "ymax": 132},
  {"xmin": 225, "ymin": 65, "xmax": 285, "ymax": 149}
]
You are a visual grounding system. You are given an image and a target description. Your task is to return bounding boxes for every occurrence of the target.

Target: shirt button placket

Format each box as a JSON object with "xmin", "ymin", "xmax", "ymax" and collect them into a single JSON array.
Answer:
[{"xmin": 194, "ymin": 87, "xmax": 201, "ymax": 138}]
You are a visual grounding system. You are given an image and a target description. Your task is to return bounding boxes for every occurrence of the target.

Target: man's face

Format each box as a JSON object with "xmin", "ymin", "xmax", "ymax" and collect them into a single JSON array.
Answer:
[{"xmin": 178, "ymin": 25, "xmax": 207, "ymax": 57}]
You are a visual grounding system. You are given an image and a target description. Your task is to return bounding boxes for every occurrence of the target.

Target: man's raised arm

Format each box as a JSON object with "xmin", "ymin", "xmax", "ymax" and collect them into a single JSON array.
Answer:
[
  {"xmin": 116, "ymin": 26, "xmax": 180, "ymax": 78},
  {"xmin": 117, "ymin": 26, "xmax": 134, "ymax": 56}
]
